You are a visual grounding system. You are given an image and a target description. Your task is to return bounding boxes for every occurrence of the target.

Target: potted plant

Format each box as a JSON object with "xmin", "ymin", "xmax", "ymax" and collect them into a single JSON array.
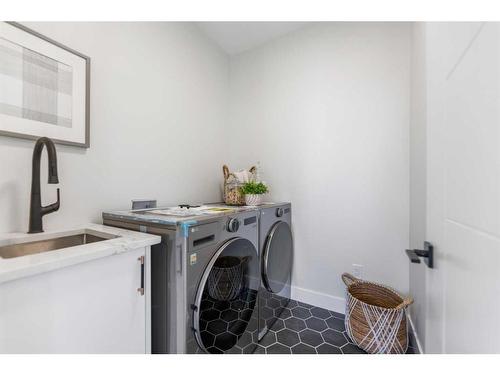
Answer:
[{"xmin": 240, "ymin": 181, "xmax": 269, "ymax": 206}]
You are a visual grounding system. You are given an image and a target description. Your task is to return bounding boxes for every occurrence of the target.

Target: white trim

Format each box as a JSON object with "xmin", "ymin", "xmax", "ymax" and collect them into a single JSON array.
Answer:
[
  {"xmin": 407, "ymin": 313, "xmax": 424, "ymax": 354},
  {"xmin": 291, "ymin": 285, "xmax": 345, "ymax": 314}
]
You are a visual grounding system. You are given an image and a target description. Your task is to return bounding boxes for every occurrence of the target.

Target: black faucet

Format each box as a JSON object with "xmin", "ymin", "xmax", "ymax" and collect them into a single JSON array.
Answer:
[{"xmin": 28, "ymin": 137, "xmax": 60, "ymax": 233}]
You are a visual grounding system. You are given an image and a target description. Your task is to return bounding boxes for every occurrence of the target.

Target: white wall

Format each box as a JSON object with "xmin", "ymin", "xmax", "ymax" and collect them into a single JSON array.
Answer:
[
  {"xmin": 0, "ymin": 22, "xmax": 413, "ymax": 316},
  {"xmin": 228, "ymin": 23, "xmax": 411, "ymax": 311},
  {"xmin": 0, "ymin": 22, "xmax": 229, "ymax": 233},
  {"xmin": 408, "ymin": 22, "xmax": 427, "ymax": 352}
]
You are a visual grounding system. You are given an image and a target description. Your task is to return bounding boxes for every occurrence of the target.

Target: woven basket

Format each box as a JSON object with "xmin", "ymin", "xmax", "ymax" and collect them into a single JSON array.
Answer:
[
  {"xmin": 207, "ymin": 256, "xmax": 249, "ymax": 301},
  {"xmin": 342, "ymin": 273, "xmax": 413, "ymax": 354},
  {"xmin": 222, "ymin": 165, "xmax": 256, "ymax": 206}
]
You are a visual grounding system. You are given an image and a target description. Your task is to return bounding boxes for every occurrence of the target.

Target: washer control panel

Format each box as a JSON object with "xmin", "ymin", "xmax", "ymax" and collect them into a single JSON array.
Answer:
[
  {"xmin": 276, "ymin": 207, "xmax": 284, "ymax": 217},
  {"xmin": 226, "ymin": 218, "xmax": 240, "ymax": 233}
]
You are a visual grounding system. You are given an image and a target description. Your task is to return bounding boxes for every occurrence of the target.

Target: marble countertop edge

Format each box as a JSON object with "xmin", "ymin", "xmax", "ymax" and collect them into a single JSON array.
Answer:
[{"xmin": 0, "ymin": 224, "xmax": 161, "ymax": 285}]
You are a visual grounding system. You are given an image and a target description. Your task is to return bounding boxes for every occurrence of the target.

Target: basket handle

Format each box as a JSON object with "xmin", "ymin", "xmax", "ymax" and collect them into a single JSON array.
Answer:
[
  {"xmin": 395, "ymin": 296, "xmax": 414, "ymax": 310},
  {"xmin": 341, "ymin": 273, "xmax": 360, "ymax": 287},
  {"xmin": 222, "ymin": 165, "xmax": 230, "ymax": 180}
]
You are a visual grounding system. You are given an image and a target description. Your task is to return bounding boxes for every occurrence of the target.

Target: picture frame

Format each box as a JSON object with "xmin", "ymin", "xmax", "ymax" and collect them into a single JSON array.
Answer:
[{"xmin": 0, "ymin": 22, "xmax": 90, "ymax": 148}]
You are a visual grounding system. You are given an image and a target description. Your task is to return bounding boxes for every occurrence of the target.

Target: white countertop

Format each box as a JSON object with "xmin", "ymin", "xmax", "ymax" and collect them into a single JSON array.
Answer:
[{"xmin": 0, "ymin": 224, "xmax": 161, "ymax": 285}]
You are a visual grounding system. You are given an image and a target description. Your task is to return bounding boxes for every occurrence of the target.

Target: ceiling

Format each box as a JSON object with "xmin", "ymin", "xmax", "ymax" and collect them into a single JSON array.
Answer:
[{"xmin": 196, "ymin": 22, "xmax": 309, "ymax": 55}]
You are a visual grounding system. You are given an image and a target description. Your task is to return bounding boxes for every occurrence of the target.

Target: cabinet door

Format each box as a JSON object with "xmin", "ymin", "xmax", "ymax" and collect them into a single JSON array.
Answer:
[{"xmin": 0, "ymin": 247, "xmax": 149, "ymax": 353}]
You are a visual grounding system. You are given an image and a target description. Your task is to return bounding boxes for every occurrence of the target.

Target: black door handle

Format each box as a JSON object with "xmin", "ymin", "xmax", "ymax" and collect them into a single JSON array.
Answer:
[{"xmin": 406, "ymin": 241, "xmax": 433, "ymax": 269}]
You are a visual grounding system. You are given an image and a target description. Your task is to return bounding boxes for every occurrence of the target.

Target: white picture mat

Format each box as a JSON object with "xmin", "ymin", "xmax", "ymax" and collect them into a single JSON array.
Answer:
[{"xmin": 0, "ymin": 22, "xmax": 87, "ymax": 145}]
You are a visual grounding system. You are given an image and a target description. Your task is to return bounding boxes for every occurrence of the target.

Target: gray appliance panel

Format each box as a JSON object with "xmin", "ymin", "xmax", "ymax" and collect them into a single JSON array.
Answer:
[
  {"xmin": 185, "ymin": 217, "xmax": 260, "ymax": 354},
  {"xmin": 258, "ymin": 203, "xmax": 293, "ymax": 339},
  {"xmin": 104, "ymin": 209, "xmax": 260, "ymax": 354}
]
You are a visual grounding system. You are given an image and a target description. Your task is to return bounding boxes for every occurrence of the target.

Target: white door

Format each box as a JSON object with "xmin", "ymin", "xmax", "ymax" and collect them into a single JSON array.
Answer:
[{"xmin": 423, "ymin": 22, "xmax": 500, "ymax": 353}]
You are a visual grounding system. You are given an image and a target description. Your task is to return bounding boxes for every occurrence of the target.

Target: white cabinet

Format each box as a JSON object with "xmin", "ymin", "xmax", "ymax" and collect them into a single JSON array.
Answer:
[{"xmin": 0, "ymin": 246, "xmax": 151, "ymax": 353}]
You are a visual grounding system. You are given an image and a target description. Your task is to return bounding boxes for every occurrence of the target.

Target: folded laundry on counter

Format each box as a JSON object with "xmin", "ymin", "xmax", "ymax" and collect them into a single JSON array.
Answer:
[{"xmin": 233, "ymin": 169, "xmax": 253, "ymax": 183}]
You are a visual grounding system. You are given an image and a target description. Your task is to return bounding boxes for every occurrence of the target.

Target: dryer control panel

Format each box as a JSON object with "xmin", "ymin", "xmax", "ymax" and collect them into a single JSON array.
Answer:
[{"xmin": 226, "ymin": 218, "xmax": 240, "ymax": 233}]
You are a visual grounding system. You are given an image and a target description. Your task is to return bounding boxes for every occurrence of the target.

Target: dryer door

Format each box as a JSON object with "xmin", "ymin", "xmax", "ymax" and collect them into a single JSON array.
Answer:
[
  {"xmin": 262, "ymin": 221, "xmax": 293, "ymax": 294},
  {"xmin": 193, "ymin": 238, "xmax": 259, "ymax": 353}
]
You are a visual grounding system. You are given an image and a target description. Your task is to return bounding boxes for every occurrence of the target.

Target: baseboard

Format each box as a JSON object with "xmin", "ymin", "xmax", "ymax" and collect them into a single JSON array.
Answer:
[
  {"xmin": 291, "ymin": 286, "xmax": 346, "ymax": 314},
  {"xmin": 407, "ymin": 313, "xmax": 424, "ymax": 354}
]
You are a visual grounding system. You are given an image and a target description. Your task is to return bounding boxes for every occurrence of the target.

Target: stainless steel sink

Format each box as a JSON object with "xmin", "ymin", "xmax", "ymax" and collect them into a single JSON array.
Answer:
[{"xmin": 0, "ymin": 233, "xmax": 117, "ymax": 259}]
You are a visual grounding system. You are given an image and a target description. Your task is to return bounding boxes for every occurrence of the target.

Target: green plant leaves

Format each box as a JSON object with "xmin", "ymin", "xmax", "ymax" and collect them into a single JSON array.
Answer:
[{"xmin": 240, "ymin": 181, "xmax": 268, "ymax": 195}]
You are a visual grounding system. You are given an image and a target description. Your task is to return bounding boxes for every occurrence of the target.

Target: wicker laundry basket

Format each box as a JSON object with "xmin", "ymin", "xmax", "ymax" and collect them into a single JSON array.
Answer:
[
  {"xmin": 222, "ymin": 165, "xmax": 256, "ymax": 206},
  {"xmin": 342, "ymin": 273, "xmax": 413, "ymax": 354},
  {"xmin": 207, "ymin": 256, "xmax": 249, "ymax": 301}
]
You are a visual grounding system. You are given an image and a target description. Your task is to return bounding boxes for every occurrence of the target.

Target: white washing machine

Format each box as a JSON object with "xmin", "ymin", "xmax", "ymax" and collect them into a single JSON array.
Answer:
[{"xmin": 257, "ymin": 203, "xmax": 293, "ymax": 339}]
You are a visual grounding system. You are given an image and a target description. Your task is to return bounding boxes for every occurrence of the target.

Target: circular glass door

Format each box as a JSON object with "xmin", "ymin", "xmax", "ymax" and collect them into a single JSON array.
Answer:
[
  {"xmin": 193, "ymin": 238, "xmax": 259, "ymax": 353},
  {"xmin": 262, "ymin": 221, "xmax": 293, "ymax": 294}
]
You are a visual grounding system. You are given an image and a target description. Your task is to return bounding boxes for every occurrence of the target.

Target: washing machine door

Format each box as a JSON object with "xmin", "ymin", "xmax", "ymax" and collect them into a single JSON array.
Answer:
[
  {"xmin": 193, "ymin": 237, "xmax": 259, "ymax": 354},
  {"xmin": 262, "ymin": 221, "xmax": 293, "ymax": 294}
]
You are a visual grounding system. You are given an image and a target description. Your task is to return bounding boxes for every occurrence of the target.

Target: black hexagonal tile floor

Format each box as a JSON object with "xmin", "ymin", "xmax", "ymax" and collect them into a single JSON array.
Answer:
[
  {"xmin": 259, "ymin": 331, "xmax": 277, "ymax": 347},
  {"xmin": 235, "ymin": 332, "xmax": 253, "ymax": 349},
  {"xmin": 231, "ymin": 300, "xmax": 246, "ymax": 311},
  {"xmin": 207, "ymin": 346, "xmax": 223, "ymax": 354},
  {"xmin": 261, "ymin": 306, "xmax": 274, "ymax": 320},
  {"xmin": 291, "ymin": 306, "xmax": 312, "ymax": 319},
  {"xmin": 276, "ymin": 329, "xmax": 300, "ymax": 347},
  {"xmin": 297, "ymin": 301, "xmax": 314, "ymax": 309},
  {"xmin": 341, "ymin": 343, "xmax": 367, "ymax": 354},
  {"xmin": 200, "ymin": 300, "xmax": 214, "ymax": 310},
  {"xmin": 316, "ymin": 343, "xmax": 342, "ymax": 354},
  {"xmin": 269, "ymin": 318, "xmax": 285, "ymax": 332},
  {"xmin": 330, "ymin": 311, "xmax": 345, "ymax": 319},
  {"xmin": 213, "ymin": 300, "xmax": 230, "ymax": 312},
  {"xmin": 228, "ymin": 319, "xmax": 248, "ymax": 336},
  {"xmin": 278, "ymin": 308, "xmax": 292, "ymax": 319},
  {"xmin": 252, "ymin": 345, "xmax": 266, "ymax": 354},
  {"xmin": 200, "ymin": 309, "xmax": 219, "ymax": 322},
  {"xmin": 199, "ymin": 319, "xmax": 207, "ymax": 331},
  {"xmin": 214, "ymin": 333, "xmax": 238, "ymax": 351},
  {"xmin": 310, "ymin": 306, "xmax": 331, "ymax": 319},
  {"xmin": 325, "ymin": 316, "xmax": 345, "ymax": 332},
  {"xmin": 322, "ymin": 329, "xmax": 347, "ymax": 347},
  {"xmin": 299, "ymin": 329, "xmax": 324, "ymax": 347},
  {"xmin": 207, "ymin": 319, "xmax": 228, "ymax": 335},
  {"xmin": 291, "ymin": 343, "xmax": 316, "ymax": 354},
  {"xmin": 196, "ymin": 297, "xmax": 416, "ymax": 355},
  {"xmin": 220, "ymin": 309, "xmax": 239, "ymax": 322},
  {"xmin": 226, "ymin": 345, "xmax": 243, "ymax": 354},
  {"xmin": 343, "ymin": 331, "xmax": 353, "ymax": 343},
  {"xmin": 267, "ymin": 298, "xmax": 281, "ymax": 309},
  {"xmin": 280, "ymin": 298, "xmax": 291, "ymax": 308},
  {"xmin": 200, "ymin": 331, "xmax": 215, "ymax": 347},
  {"xmin": 305, "ymin": 317, "xmax": 328, "ymax": 332},
  {"xmin": 284, "ymin": 317, "xmax": 306, "ymax": 331},
  {"xmin": 266, "ymin": 343, "xmax": 291, "ymax": 354},
  {"xmin": 239, "ymin": 308, "xmax": 253, "ymax": 321}
]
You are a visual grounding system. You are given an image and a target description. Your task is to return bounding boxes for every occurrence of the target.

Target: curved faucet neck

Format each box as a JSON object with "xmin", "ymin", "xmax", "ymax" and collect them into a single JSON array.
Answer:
[{"xmin": 28, "ymin": 137, "xmax": 60, "ymax": 233}]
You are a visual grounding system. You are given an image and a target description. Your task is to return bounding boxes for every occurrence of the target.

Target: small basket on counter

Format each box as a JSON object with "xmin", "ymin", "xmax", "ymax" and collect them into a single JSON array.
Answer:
[
  {"xmin": 342, "ymin": 273, "xmax": 413, "ymax": 354},
  {"xmin": 222, "ymin": 164, "xmax": 256, "ymax": 206}
]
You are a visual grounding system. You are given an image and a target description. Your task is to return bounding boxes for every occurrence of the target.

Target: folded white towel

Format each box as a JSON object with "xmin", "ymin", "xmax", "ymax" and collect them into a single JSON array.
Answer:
[{"xmin": 233, "ymin": 169, "xmax": 252, "ymax": 183}]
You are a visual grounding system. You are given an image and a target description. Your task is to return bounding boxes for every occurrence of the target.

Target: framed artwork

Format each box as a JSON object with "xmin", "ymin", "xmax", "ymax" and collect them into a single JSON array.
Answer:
[{"xmin": 0, "ymin": 22, "xmax": 90, "ymax": 148}]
